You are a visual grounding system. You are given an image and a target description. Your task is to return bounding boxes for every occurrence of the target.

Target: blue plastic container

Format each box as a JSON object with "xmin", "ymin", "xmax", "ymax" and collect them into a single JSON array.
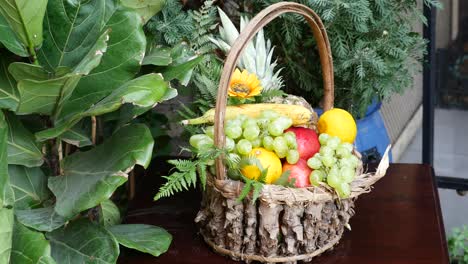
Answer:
[{"xmin": 315, "ymin": 101, "xmax": 392, "ymax": 163}]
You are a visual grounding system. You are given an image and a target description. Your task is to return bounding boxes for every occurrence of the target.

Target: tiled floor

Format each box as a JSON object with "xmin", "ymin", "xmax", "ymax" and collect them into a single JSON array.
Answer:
[{"xmin": 399, "ymin": 108, "xmax": 468, "ymax": 236}]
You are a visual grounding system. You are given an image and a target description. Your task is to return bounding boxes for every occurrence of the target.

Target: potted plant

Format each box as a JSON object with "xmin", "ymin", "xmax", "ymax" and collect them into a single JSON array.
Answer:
[
  {"xmin": 448, "ymin": 225, "xmax": 468, "ymax": 264},
  {"xmin": 0, "ymin": 0, "xmax": 201, "ymax": 262},
  {"xmin": 197, "ymin": 0, "xmax": 436, "ymax": 162}
]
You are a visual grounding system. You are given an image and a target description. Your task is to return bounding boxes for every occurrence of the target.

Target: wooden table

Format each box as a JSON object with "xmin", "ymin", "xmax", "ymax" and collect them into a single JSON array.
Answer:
[{"xmin": 118, "ymin": 164, "xmax": 449, "ymax": 264}]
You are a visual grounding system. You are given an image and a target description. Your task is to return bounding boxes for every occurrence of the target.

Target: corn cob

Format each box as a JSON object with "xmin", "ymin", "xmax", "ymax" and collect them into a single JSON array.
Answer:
[{"xmin": 181, "ymin": 103, "xmax": 313, "ymax": 126}]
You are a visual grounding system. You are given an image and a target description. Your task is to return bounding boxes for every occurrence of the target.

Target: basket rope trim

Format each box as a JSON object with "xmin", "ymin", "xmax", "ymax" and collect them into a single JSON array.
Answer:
[
  {"xmin": 209, "ymin": 146, "xmax": 391, "ymax": 205},
  {"xmin": 201, "ymin": 229, "xmax": 342, "ymax": 263}
]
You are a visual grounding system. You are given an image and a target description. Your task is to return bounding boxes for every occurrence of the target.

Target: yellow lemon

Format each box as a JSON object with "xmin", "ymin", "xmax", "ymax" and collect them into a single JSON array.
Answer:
[
  {"xmin": 241, "ymin": 148, "xmax": 282, "ymax": 184},
  {"xmin": 318, "ymin": 108, "xmax": 357, "ymax": 143}
]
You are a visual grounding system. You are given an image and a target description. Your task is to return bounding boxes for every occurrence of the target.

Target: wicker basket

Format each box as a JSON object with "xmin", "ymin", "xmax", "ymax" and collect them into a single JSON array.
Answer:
[{"xmin": 194, "ymin": 2, "xmax": 390, "ymax": 263}]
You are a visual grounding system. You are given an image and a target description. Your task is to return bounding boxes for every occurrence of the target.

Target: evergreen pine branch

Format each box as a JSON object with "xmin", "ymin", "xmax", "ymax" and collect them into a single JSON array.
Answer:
[
  {"xmin": 146, "ymin": 1, "xmax": 194, "ymax": 46},
  {"xmin": 249, "ymin": 0, "xmax": 441, "ymax": 117}
]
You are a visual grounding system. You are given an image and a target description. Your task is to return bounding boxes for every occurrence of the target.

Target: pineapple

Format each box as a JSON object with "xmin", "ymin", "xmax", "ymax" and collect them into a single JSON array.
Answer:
[{"xmin": 210, "ymin": 8, "xmax": 284, "ymax": 91}]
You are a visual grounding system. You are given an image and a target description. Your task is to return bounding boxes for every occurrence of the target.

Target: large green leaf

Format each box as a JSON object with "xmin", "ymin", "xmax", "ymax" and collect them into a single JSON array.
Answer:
[
  {"xmin": 0, "ymin": 0, "xmax": 47, "ymax": 53},
  {"xmin": 121, "ymin": 0, "xmax": 165, "ymax": 24},
  {"xmin": 57, "ymin": 6, "xmax": 146, "ymax": 124},
  {"xmin": 9, "ymin": 165, "xmax": 50, "ymax": 209},
  {"xmin": 15, "ymin": 206, "xmax": 67, "ymax": 232},
  {"xmin": 47, "ymin": 219, "xmax": 119, "ymax": 264},
  {"xmin": 4, "ymin": 112, "xmax": 43, "ymax": 167},
  {"xmin": 0, "ymin": 14, "xmax": 27, "ymax": 56},
  {"xmin": 99, "ymin": 199, "xmax": 120, "ymax": 228},
  {"xmin": 15, "ymin": 31, "xmax": 109, "ymax": 116},
  {"xmin": 36, "ymin": 74, "xmax": 174, "ymax": 141},
  {"xmin": 15, "ymin": 75, "xmax": 80, "ymax": 115},
  {"xmin": 0, "ymin": 207, "xmax": 14, "ymax": 263},
  {"xmin": 59, "ymin": 124, "xmax": 92, "ymax": 148},
  {"xmin": 11, "ymin": 221, "xmax": 56, "ymax": 264},
  {"xmin": 161, "ymin": 43, "xmax": 203, "ymax": 86},
  {"xmin": 38, "ymin": 0, "xmax": 111, "ymax": 71},
  {"xmin": 0, "ymin": 111, "xmax": 14, "ymax": 206},
  {"xmin": 142, "ymin": 46, "xmax": 172, "ymax": 66},
  {"xmin": 108, "ymin": 224, "xmax": 172, "ymax": 257},
  {"xmin": 8, "ymin": 63, "xmax": 70, "ymax": 82},
  {"xmin": 0, "ymin": 57, "xmax": 19, "ymax": 111},
  {"xmin": 48, "ymin": 124, "xmax": 154, "ymax": 218}
]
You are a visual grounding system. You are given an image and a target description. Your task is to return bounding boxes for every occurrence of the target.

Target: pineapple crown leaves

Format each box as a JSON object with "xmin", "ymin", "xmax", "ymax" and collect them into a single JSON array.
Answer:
[{"xmin": 210, "ymin": 8, "xmax": 284, "ymax": 91}]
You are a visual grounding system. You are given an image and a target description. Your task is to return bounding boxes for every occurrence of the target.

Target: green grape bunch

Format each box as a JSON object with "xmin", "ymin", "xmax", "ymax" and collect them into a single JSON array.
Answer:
[
  {"xmin": 188, "ymin": 110, "xmax": 300, "ymax": 177},
  {"xmin": 307, "ymin": 133, "xmax": 359, "ymax": 198}
]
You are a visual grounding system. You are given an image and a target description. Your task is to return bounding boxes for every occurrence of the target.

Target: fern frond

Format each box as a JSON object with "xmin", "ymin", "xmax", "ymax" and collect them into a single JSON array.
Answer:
[
  {"xmin": 251, "ymin": 181, "xmax": 264, "ymax": 203},
  {"xmin": 154, "ymin": 147, "xmax": 226, "ymax": 200},
  {"xmin": 237, "ymin": 179, "xmax": 253, "ymax": 202},
  {"xmin": 198, "ymin": 163, "xmax": 207, "ymax": 190},
  {"xmin": 154, "ymin": 171, "xmax": 195, "ymax": 201}
]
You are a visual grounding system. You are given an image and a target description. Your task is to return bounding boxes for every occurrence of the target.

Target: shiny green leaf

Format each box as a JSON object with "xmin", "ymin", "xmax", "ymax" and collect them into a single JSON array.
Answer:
[
  {"xmin": 108, "ymin": 224, "xmax": 172, "ymax": 257},
  {"xmin": 15, "ymin": 75, "xmax": 80, "ymax": 115},
  {"xmin": 99, "ymin": 199, "xmax": 120, "ymax": 227},
  {"xmin": 142, "ymin": 47, "xmax": 172, "ymax": 66},
  {"xmin": 121, "ymin": 0, "xmax": 165, "ymax": 24},
  {"xmin": 11, "ymin": 221, "xmax": 56, "ymax": 264},
  {"xmin": 58, "ymin": 6, "xmax": 146, "ymax": 125},
  {"xmin": 59, "ymin": 124, "xmax": 92, "ymax": 148},
  {"xmin": 15, "ymin": 31, "xmax": 108, "ymax": 116},
  {"xmin": 0, "ymin": 207, "xmax": 13, "ymax": 263},
  {"xmin": 0, "ymin": 0, "xmax": 47, "ymax": 52},
  {"xmin": 0, "ymin": 14, "xmax": 27, "ymax": 56},
  {"xmin": 4, "ymin": 112, "xmax": 42, "ymax": 167},
  {"xmin": 162, "ymin": 47, "xmax": 203, "ymax": 86},
  {"xmin": 47, "ymin": 219, "xmax": 119, "ymax": 264},
  {"xmin": 9, "ymin": 63, "xmax": 70, "ymax": 82},
  {"xmin": 38, "ymin": 0, "xmax": 111, "ymax": 71},
  {"xmin": 36, "ymin": 74, "xmax": 172, "ymax": 141},
  {"xmin": 0, "ymin": 58, "xmax": 19, "ymax": 111},
  {"xmin": 15, "ymin": 206, "xmax": 67, "ymax": 232},
  {"xmin": 0, "ymin": 111, "xmax": 14, "ymax": 206},
  {"xmin": 9, "ymin": 165, "xmax": 50, "ymax": 209},
  {"xmin": 48, "ymin": 124, "xmax": 153, "ymax": 218}
]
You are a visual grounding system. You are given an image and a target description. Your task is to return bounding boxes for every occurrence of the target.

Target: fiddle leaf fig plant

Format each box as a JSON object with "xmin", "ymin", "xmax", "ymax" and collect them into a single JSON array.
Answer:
[{"xmin": 0, "ymin": 0, "xmax": 198, "ymax": 263}]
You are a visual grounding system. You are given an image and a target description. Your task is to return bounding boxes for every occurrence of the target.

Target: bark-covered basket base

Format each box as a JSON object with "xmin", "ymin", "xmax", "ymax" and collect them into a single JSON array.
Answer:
[
  {"xmin": 195, "ymin": 147, "xmax": 390, "ymax": 264},
  {"xmin": 196, "ymin": 189, "xmax": 355, "ymax": 263}
]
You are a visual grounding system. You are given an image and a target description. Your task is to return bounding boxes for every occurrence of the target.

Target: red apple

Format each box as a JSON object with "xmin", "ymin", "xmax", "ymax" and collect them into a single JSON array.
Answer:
[
  {"xmin": 285, "ymin": 127, "xmax": 320, "ymax": 160},
  {"xmin": 282, "ymin": 159, "xmax": 312, "ymax": 188}
]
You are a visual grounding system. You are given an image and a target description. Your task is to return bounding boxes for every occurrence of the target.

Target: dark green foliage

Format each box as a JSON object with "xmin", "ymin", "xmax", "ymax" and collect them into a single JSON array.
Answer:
[
  {"xmin": 249, "ymin": 0, "xmax": 440, "ymax": 117},
  {"xmin": 448, "ymin": 225, "xmax": 468, "ymax": 263},
  {"xmin": 189, "ymin": 0, "xmax": 219, "ymax": 55},
  {"xmin": 146, "ymin": 1, "xmax": 194, "ymax": 45}
]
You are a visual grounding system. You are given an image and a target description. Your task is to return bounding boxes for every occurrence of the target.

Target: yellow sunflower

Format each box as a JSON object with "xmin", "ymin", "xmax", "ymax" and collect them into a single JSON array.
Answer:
[{"xmin": 228, "ymin": 69, "xmax": 262, "ymax": 99}]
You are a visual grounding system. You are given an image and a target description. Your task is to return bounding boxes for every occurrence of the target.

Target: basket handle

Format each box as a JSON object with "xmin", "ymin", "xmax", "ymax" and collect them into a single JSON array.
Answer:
[{"xmin": 214, "ymin": 2, "xmax": 335, "ymax": 180}]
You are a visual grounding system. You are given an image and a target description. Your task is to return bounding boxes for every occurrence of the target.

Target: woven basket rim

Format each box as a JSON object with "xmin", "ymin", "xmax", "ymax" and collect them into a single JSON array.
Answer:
[{"xmin": 209, "ymin": 146, "xmax": 390, "ymax": 205}]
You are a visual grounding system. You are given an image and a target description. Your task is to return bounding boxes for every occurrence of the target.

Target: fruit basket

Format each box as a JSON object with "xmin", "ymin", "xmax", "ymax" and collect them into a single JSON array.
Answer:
[{"xmin": 156, "ymin": 2, "xmax": 390, "ymax": 263}]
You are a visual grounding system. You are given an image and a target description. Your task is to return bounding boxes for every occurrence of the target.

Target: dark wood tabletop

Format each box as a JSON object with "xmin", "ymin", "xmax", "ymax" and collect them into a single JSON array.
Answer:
[{"xmin": 118, "ymin": 164, "xmax": 450, "ymax": 264}]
